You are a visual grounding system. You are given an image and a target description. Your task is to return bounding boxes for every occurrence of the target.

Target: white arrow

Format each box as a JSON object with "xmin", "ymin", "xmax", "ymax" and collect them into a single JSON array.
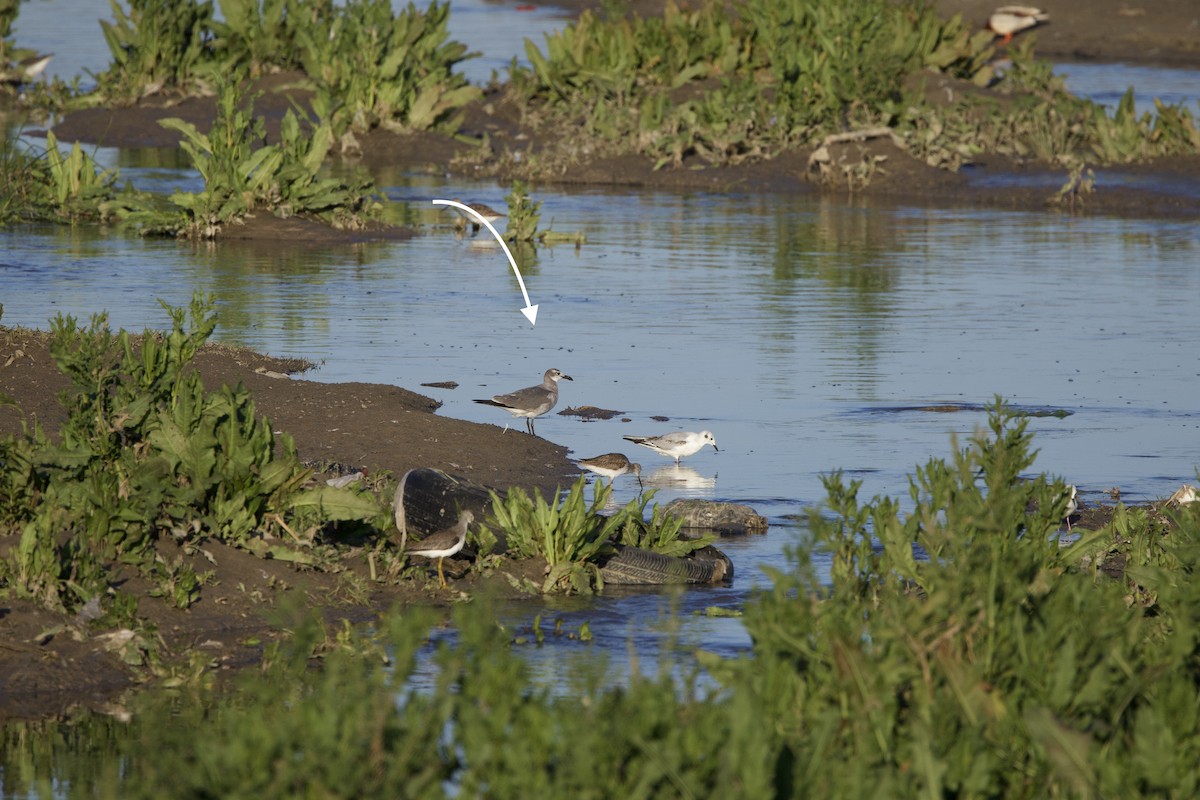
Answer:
[{"xmin": 432, "ymin": 198, "xmax": 539, "ymax": 325}]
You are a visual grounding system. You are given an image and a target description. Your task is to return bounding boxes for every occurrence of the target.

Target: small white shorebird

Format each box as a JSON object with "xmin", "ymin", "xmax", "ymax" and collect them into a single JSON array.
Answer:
[
  {"xmin": 449, "ymin": 199, "xmax": 506, "ymax": 232},
  {"xmin": 474, "ymin": 368, "xmax": 572, "ymax": 435},
  {"xmin": 577, "ymin": 453, "xmax": 643, "ymax": 489},
  {"xmin": 623, "ymin": 431, "xmax": 718, "ymax": 464},
  {"xmin": 987, "ymin": 6, "xmax": 1049, "ymax": 44},
  {"xmin": 1, "ymin": 52, "xmax": 53, "ymax": 85},
  {"xmin": 1061, "ymin": 484, "xmax": 1079, "ymax": 530},
  {"xmin": 407, "ymin": 510, "xmax": 473, "ymax": 589}
]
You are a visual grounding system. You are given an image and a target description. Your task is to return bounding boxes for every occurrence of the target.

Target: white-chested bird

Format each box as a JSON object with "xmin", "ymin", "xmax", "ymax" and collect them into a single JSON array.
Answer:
[
  {"xmin": 474, "ymin": 368, "xmax": 572, "ymax": 435},
  {"xmin": 987, "ymin": 6, "xmax": 1049, "ymax": 44},
  {"xmin": 577, "ymin": 453, "xmax": 643, "ymax": 489},
  {"xmin": 623, "ymin": 431, "xmax": 718, "ymax": 464},
  {"xmin": 407, "ymin": 510, "xmax": 473, "ymax": 589},
  {"xmin": 449, "ymin": 199, "xmax": 505, "ymax": 232}
]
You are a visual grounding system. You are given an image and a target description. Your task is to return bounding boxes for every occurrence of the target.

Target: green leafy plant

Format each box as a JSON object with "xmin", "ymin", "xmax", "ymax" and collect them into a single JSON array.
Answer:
[
  {"xmin": 484, "ymin": 475, "xmax": 711, "ymax": 593},
  {"xmin": 298, "ymin": 0, "xmax": 480, "ymax": 140},
  {"xmin": 501, "ymin": 181, "xmax": 585, "ymax": 245},
  {"xmin": 209, "ymin": 0, "xmax": 311, "ymax": 78},
  {"xmin": 486, "ymin": 476, "xmax": 615, "ymax": 594},
  {"xmin": 0, "ymin": 295, "xmax": 382, "ymax": 614},
  {"xmin": 157, "ymin": 79, "xmax": 378, "ymax": 237},
  {"xmin": 95, "ymin": 0, "xmax": 220, "ymax": 103},
  {"xmin": 501, "ymin": 180, "xmax": 541, "ymax": 243}
]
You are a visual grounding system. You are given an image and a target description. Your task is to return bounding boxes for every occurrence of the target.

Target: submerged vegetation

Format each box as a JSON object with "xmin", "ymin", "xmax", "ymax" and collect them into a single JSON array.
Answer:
[{"xmin": 4, "ymin": 402, "xmax": 1199, "ymax": 796}]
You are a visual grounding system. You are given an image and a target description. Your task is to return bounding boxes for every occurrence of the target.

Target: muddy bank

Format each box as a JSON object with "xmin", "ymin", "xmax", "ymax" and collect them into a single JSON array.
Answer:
[
  {"xmin": 0, "ymin": 327, "xmax": 575, "ymax": 720},
  {"xmin": 45, "ymin": 0, "xmax": 1200, "ymax": 227}
]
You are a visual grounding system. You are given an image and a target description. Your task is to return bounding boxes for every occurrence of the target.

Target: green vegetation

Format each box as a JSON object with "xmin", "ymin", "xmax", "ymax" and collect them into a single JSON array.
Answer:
[
  {"xmin": 1, "ymin": 81, "xmax": 380, "ymax": 236},
  {"xmin": 89, "ymin": 0, "xmax": 480, "ymax": 137},
  {"xmin": 96, "ymin": 0, "xmax": 219, "ymax": 103},
  {"xmin": 485, "ymin": 474, "xmax": 712, "ymax": 594},
  {"xmin": 0, "ymin": 130, "xmax": 131, "ymax": 225},
  {"xmin": 0, "ymin": 296, "xmax": 383, "ymax": 616},
  {"xmin": 499, "ymin": 0, "xmax": 1199, "ymax": 178},
  {"xmin": 5, "ymin": 401, "xmax": 1199, "ymax": 796},
  {"xmin": 502, "ymin": 180, "xmax": 586, "ymax": 246},
  {"xmin": 298, "ymin": 0, "xmax": 481, "ymax": 142},
  {"xmin": 155, "ymin": 80, "xmax": 379, "ymax": 236}
]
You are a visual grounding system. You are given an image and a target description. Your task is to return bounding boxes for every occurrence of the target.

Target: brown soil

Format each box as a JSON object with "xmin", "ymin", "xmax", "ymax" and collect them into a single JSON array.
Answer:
[
  {"xmin": 0, "ymin": 328, "xmax": 571, "ymax": 720},
  {"xmin": 4, "ymin": 0, "xmax": 1198, "ymax": 720}
]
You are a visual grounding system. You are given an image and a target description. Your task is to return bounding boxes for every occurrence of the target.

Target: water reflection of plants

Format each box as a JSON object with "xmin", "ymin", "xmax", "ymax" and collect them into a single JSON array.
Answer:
[{"xmin": 8, "ymin": 401, "xmax": 1199, "ymax": 796}]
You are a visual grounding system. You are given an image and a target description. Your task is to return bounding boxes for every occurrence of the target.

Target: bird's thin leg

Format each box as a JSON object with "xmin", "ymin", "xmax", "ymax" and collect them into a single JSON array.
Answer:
[{"xmin": 437, "ymin": 558, "xmax": 447, "ymax": 589}]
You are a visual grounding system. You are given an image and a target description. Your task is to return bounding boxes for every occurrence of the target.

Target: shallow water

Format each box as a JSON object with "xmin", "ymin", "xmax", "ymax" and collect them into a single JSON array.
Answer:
[{"xmin": 3, "ymin": 0, "xmax": 1200, "ymax": 748}]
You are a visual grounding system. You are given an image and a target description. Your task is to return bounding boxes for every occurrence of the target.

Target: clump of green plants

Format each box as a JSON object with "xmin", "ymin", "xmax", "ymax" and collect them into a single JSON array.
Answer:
[
  {"xmin": 710, "ymin": 399, "xmax": 1200, "ymax": 796},
  {"xmin": 506, "ymin": 0, "xmax": 997, "ymax": 172},
  {"xmin": 0, "ymin": 131, "xmax": 141, "ymax": 225},
  {"xmin": 208, "ymin": 0, "xmax": 316, "ymax": 79},
  {"xmin": 501, "ymin": 0, "xmax": 1199, "ymax": 181},
  {"xmin": 95, "ymin": 0, "xmax": 220, "ymax": 103},
  {"xmin": 87, "ymin": 0, "xmax": 480, "ymax": 139},
  {"xmin": 2, "ymin": 81, "xmax": 381, "ymax": 236},
  {"xmin": 486, "ymin": 476, "xmax": 616, "ymax": 594},
  {"xmin": 484, "ymin": 474, "xmax": 710, "ymax": 594},
  {"xmin": 0, "ymin": 295, "xmax": 382, "ymax": 615},
  {"xmin": 150, "ymin": 79, "xmax": 379, "ymax": 237},
  {"xmin": 502, "ymin": 181, "xmax": 585, "ymax": 245},
  {"xmin": 299, "ymin": 0, "xmax": 480, "ymax": 142}
]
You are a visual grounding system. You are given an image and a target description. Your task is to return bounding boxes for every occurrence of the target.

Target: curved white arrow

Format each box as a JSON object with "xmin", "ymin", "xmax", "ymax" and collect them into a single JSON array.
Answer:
[{"xmin": 432, "ymin": 198, "xmax": 539, "ymax": 325}]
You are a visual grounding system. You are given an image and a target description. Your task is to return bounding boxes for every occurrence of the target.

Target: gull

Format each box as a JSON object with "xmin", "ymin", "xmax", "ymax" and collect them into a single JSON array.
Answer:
[
  {"xmin": 407, "ymin": 510, "xmax": 473, "ymax": 589},
  {"xmin": 623, "ymin": 431, "xmax": 718, "ymax": 464},
  {"xmin": 987, "ymin": 6, "xmax": 1048, "ymax": 44},
  {"xmin": 577, "ymin": 453, "xmax": 643, "ymax": 489},
  {"xmin": 474, "ymin": 368, "xmax": 572, "ymax": 435},
  {"xmin": 448, "ymin": 199, "xmax": 506, "ymax": 232}
]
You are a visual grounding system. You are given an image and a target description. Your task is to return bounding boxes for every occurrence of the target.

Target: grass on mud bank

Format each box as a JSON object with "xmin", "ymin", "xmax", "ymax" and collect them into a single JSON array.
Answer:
[
  {"xmin": 92, "ymin": 0, "xmax": 480, "ymax": 140},
  {"xmin": 0, "ymin": 296, "xmax": 386, "ymax": 621},
  {"xmin": 486, "ymin": 0, "xmax": 1200, "ymax": 181},
  {"xmin": 0, "ymin": 80, "xmax": 381, "ymax": 236},
  {"xmin": 4, "ymin": 400, "xmax": 1199, "ymax": 797}
]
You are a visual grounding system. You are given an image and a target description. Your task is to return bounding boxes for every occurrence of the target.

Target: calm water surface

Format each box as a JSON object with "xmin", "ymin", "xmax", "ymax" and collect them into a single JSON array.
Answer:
[{"xmin": 2, "ymin": 0, "xmax": 1199, "ymax": 761}]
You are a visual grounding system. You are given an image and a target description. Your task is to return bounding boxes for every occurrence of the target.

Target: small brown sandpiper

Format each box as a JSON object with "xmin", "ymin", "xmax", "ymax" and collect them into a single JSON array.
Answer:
[
  {"xmin": 407, "ymin": 510, "xmax": 473, "ymax": 589},
  {"xmin": 577, "ymin": 453, "xmax": 643, "ymax": 489},
  {"xmin": 449, "ymin": 199, "xmax": 506, "ymax": 231}
]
